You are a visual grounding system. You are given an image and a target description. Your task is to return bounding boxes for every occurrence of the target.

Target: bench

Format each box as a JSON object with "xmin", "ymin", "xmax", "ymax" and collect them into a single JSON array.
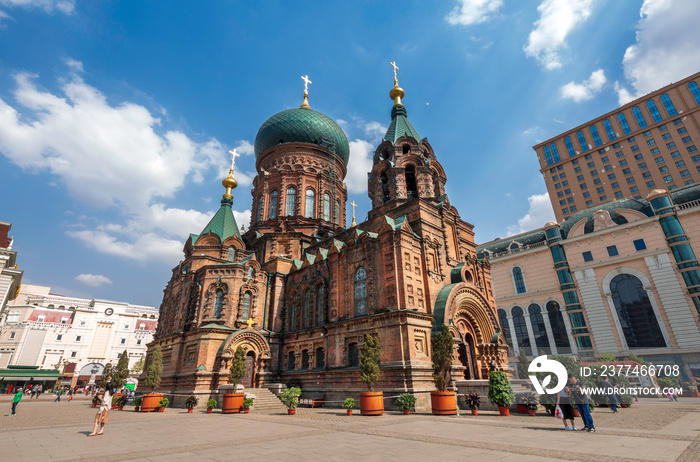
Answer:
[{"xmin": 299, "ymin": 394, "xmax": 325, "ymax": 408}]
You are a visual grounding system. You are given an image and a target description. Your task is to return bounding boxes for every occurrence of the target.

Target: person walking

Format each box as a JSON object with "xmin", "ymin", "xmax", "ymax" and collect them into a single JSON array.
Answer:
[
  {"xmin": 7, "ymin": 387, "xmax": 22, "ymax": 416},
  {"xmin": 88, "ymin": 382, "xmax": 112, "ymax": 437},
  {"xmin": 54, "ymin": 388, "xmax": 62, "ymax": 402},
  {"xmin": 569, "ymin": 374, "xmax": 596, "ymax": 432},
  {"xmin": 556, "ymin": 384, "xmax": 577, "ymax": 430},
  {"xmin": 603, "ymin": 377, "xmax": 618, "ymax": 413}
]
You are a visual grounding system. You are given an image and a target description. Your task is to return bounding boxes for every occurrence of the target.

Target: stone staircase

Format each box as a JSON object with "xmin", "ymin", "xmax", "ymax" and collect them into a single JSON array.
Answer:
[{"xmin": 243, "ymin": 387, "xmax": 287, "ymax": 413}]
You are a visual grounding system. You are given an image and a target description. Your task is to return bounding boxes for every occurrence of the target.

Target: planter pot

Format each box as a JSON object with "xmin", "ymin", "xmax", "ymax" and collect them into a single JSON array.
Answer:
[
  {"xmin": 288, "ymin": 408, "xmax": 296, "ymax": 415},
  {"xmin": 187, "ymin": 408, "xmax": 193, "ymax": 413},
  {"xmin": 222, "ymin": 393, "xmax": 244, "ymax": 414},
  {"xmin": 498, "ymin": 406, "xmax": 510, "ymax": 416},
  {"xmin": 360, "ymin": 391, "xmax": 384, "ymax": 416},
  {"xmin": 430, "ymin": 391, "xmax": 457, "ymax": 415},
  {"xmin": 207, "ymin": 408, "xmax": 213, "ymax": 414},
  {"xmin": 118, "ymin": 406, "xmax": 124, "ymax": 411},
  {"xmin": 573, "ymin": 409, "xmax": 581, "ymax": 417},
  {"xmin": 134, "ymin": 407, "xmax": 140, "ymax": 412},
  {"xmin": 403, "ymin": 409, "xmax": 410, "ymax": 415},
  {"xmin": 346, "ymin": 409, "xmax": 352, "ymax": 416},
  {"xmin": 92, "ymin": 403, "xmax": 97, "ymax": 408},
  {"xmin": 528, "ymin": 409, "xmax": 536, "ymax": 416},
  {"xmin": 471, "ymin": 409, "xmax": 478, "ymax": 416},
  {"xmin": 244, "ymin": 408, "xmax": 250, "ymax": 414},
  {"xmin": 620, "ymin": 404, "xmax": 629, "ymax": 408},
  {"xmin": 141, "ymin": 393, "xmax": 163, "ymax": 412},
  {"xmin": 517, "ymin": 404, "xmax": 528, "ymax": 414}
]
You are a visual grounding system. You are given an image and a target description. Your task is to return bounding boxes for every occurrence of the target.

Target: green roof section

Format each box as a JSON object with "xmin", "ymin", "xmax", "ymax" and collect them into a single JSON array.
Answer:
[
  {"xmin": 254, "ymin": 107, "xmax": 350, "ymax": 165},
  {"xmin": 383, "ymin": 105, "xmax": 421, "ymax": 144},
  {"xmin": 432, "ymin": 283, "xmax": 458, "ymax": 333},
  {"xmin": 197, "ymin": 198, "xmax": 240, "ymax": 243}
]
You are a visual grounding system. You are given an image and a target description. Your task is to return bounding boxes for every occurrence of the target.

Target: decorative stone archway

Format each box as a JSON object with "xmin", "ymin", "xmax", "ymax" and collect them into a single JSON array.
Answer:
[{"xmin": 217, "ymin": 329, "xmax": 271, "ymax": 389}]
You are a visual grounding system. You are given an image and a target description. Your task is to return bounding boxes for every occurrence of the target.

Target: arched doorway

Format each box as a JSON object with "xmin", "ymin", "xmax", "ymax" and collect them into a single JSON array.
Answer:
[
  {"xmin": 610, "ymin": 274, "xmax": 666, "ymax": 348},
  {"xmin": 242, "ymin": 351, "xmax": 256, "ymax": 388},
  {"xmin": 457, "ymin": 332, "xmax": 477, "ymax": 380}
]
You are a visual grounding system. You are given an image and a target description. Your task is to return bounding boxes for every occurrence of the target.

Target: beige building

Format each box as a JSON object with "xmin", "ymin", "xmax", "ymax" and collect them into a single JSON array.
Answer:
[
  {"xmin": 0, "ymin": 284, "xmax": 158, "ymax": 388},
  {"xmin": 478, "ymin": 186, "xmax": 700, "ymax": 389},
  {"xmin": 534, "ymin": 72, "xmax": 700, "ymax": 222},
  {"xmin": 0, "ymin": 221, "xmax": 23, "ymax": 320}
]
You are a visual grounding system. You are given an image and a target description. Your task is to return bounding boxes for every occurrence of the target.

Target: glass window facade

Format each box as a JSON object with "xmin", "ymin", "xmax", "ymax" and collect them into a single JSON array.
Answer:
[
  {"xmin": 632, "ymin": 106, "xmax": 647, "ymax": 129},
  {"xmin": 603, "ymin": 120, "xmax": 616, "ymax": 141},
  {"xmin": 512, "ymin": 267, "xmax": 526, "ymax": 294},
  {"xmin": 660, "ymin": 94, "xmax": 677, "ymax": 116},
  {"xmin": 610, "ymin": 274, "xmax": 666, "ymax": 348},
  {"xmin": 617, "ymin": 113, "xmax": 631, "ymax": 134},
  {"xmin": 646, "ymin": 100, "xmax": 663, "ymax": 123},
  {"xmin": 565, "ymin": 136, "xmax": 576, "ymax": 157},
  {"xmin": 590, "ymin": 125, "xmax": 603, "ymax": 146}
]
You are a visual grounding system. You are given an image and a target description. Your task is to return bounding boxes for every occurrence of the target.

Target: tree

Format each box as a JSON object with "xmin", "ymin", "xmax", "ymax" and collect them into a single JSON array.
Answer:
[
  {"xmin": 228, "ymin": 346, "xmax": 246, "ymax": 390},
  {"xmin": 360, "ymin": 333, "xmax": 380, "ymax": 391},
  {"xmin": 597, "ymin": 352, "xmax": 617, "ymax": 362},
  {"xmin": 516, "ymin": 349, "xmax": 529, "ymax": 379},
  {"xmin": 432, "ymin": 324, "xmax": 454, "ymax": 392},
  {"xmin": 99, "ymin": 363, "xmax": 113, "ymax": 388},
  {"xmin": 487, "ymin": 370, "xmax": 515, "ymax": 407},
  {"xmin": 113, "ymin": 350, "xmax": 130, "ymax": 389},
  {"xmin": 131, "ymin": 356, "xmax": 145, "ymax": 374},
  {"xmin": 144, "ymin": 347, "xmax": 163, "ymax": 391}
]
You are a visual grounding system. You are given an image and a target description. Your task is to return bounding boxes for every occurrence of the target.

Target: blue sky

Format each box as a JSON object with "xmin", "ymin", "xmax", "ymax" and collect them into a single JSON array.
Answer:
[{"xmin": 1, "ymin": 0, "xmax": 699, "ymax": 307}]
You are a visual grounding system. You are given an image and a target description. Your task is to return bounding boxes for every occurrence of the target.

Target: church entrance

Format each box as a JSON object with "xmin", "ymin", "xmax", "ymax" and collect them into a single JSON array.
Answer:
[
  {"xmin": 242, "ymin": 351, "xmax": 256, "ymax": 388},
  {"xmin": 457, "ymin": 333, "xmax": 477, "ymax": 380}
]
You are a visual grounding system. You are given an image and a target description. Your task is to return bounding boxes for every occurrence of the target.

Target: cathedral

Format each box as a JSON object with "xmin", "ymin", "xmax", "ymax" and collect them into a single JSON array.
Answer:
[{"xmin": 145, "ymin": 69, "xmax": 507, "ymax": 407}]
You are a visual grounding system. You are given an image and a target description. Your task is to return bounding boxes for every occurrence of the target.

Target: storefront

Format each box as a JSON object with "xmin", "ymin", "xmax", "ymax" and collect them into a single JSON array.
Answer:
[{"xmin": 0, "ymin": 365, "xmax": 65, "ymax": 393}]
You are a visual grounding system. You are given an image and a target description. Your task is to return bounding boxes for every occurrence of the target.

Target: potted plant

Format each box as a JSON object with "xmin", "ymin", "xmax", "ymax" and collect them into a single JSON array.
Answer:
[
  {"xmin": 465, "ymin": 393, "xmax": 480, "ymax": 416},
  {"xmin": 133, "ymin": 397, "xmax": 142, "ymax": 412},
  {"xmin": 142, "ymin": 346, "xmax": 164, "ymax": 412},
  {"xmin": 359, "ymin": 333, "xmax": 383, "ymax": 416},
  {"xmin": 619, "ymin": 393, "xmax": 633, "ymax": 408},
  {"xmin": 515, "ymin": 394, "xmax": 527, "ymax": 414},
  {"xmin": 431, "ymin": 324, "xmax": 457, "ymax": 415},
  {"xmin": 185, "ymin": 395, "xmax": 199, "ymax": 413},
  {"xmin": 158, "ymin": 397, "xmax": 169, "ymax": 412},
  {"xmin": 223, "ymin": 346, "xmax": 246, "ymax": 414},
  {"xmin": 281, "ymin": 387, "xmax": 301, "ymax": 415},
  {"xmin": 524, "ymin": 392, "xmax": 539, "ymax": 416},
  {"xmin": 342, "ymin": 398, "xmax": 355, "ymax": 416},
  {"xmin": 488, "ymin": 370, "xmax": 515, "ymax": 416},
  {"xmin": 116, "ymin": 394, "xmax": 128, "ymax": 410},
  {"xmin": 92, "ymin": 395, "xmax": 100, "ymax": 408},
  {"xmin": 396, "ymin": 393, "xmax": 416, "ymax": 415},
  {"xmin": 207, "ymin": 398, "xmax": 217, "ymax": 414},
  {"xmin": 243, "ymin": 398, "xmax": 254, "ymax": 414}
]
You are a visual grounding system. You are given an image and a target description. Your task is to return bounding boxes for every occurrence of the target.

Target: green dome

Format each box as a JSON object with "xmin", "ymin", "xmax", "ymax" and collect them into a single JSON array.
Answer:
[{"xmin": 254, "ymin": 107, "xmax": 350, "ymax": 165}]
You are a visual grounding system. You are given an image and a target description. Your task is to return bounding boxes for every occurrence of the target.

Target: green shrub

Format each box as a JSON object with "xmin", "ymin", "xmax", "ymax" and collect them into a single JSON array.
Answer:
[
  {"xmin": 360, "ymin": 334, "xmax": 381, "ymax": 392},
  {"xmin": 488, "ymin": 371, "xmax": 515, "ymax": 408},
  {"xmin": 184, "ymin": 395, "xmax": 198, "ymax": 409},
  {"xmin": 243, "ymin": 398, "xmax": 254, "ymax": 409},
  {"xmin": 158, "ymin": 397, "xmax": 169, "ymax": 408},
  {"xmin": 228, "ymin": 346, "xmax": 246, "ymax": 389},
  {"xmin": 144, "ymin": 347, "xmax": 163, "ymax": 391},
  {"xmin": 207, "ymin": 399, "xmax": 218, "ymax": 409},
  {"xmin": 280, "ymin": 387, "xmax": 301, "ymax": 409},
  {"xmin": 342, "ymin": 398, "xmax": 355, "ymax": 409},
  {"xmin": 465, "ymin": 393, "xmax": 480, "ymax": 410},
  {"xmin": 396, "ymin": 393, "xmax": 417, "ymax": 411},
  {"xmin": 432, "ymin": 324, "xmax": 453, "ymax": 392},
  {"xmin": 133, "ymin": 397, "xmax": 142, "ymax": 407}
]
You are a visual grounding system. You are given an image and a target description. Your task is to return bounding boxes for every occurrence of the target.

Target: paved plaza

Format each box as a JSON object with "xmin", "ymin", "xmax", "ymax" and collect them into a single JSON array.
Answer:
[{"xmin": 1, "ymin": 395, "xmax": 699, "ymax": 461}]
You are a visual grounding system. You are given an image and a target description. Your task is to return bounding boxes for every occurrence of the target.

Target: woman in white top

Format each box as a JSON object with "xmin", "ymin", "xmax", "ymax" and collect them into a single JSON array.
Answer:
[{"xmin": 88, "ymin": 382, "xmax": 113, "ymax": 436}]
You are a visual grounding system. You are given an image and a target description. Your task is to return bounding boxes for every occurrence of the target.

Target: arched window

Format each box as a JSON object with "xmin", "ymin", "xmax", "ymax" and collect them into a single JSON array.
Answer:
[
  {"xmin": 348, "ymin": 343, "xmax": 359, "ymax": 367},
  {"xmin": 380, "ymin": 171, "xmax": 390, "ymax": 202},
  {"xmin": 269, "ymin": 190, "xmax": 278, "ymax": 219},
  {"xmin": 564, "ymin": 136, "xmax": 576, "ymax": 157},
  {"xmin": 301, "ymin": 350, "xmax": 309, "ymax": 369},
  {"xmin": 603, "ymin": 120, "xmax": 616, "ymax": 141},
  {"xmin": 213, "ymin": 289, "xmax": 224, "ymax": 318},
  {"xmin": 660, "ymin": 94, "xmax": 677, "ymax": 117},
  {"xmin": 546, "ymin": 301, "xmax": 571, "ymax": 354},
  {"xmin": 550, "ymin": 143, "xmax": 561, "ymax": 163},
  {"xmin": 289, "ymin": 294, "xmax": 297, "ymax": 331},
  {"xmin": 256, "ymin": 196, "xmax": 264, "ymax": 222},
  {"xmin": 335, "ymin": 200, "xmax": 341, "ymax": 225},
  {"xmin": 512, "ymin": 267, "xmax": 526, "ymax": 294},
  {"xmin": 285, "ymin": 187, "xmax": 296, "ymax": 216},
  {"xmin": 354, "ymin": 267, "xmax": 367, "ymax": 316},
  {"xmin": 632, "ymin": 106, "xmax": 647, "ymax": 129},
  {"xmin": 497, "ymin": 308, "xmax": 512, "ymax": 349},
  {"xmin": 317, "ymin": 285, "xmax": 325, "ymax": 326},
  {"xmin": 589, "ymin": 125, "xmax": 602, "ymax": 146},
  {"xmin": 511, "ymin": 306, "xmax": 531, "ymax": 356},
  {"xmin": 303, "ymin": 289, "xmax": 311, "ymax": 329},
  {"xmin": 646, "ymin": 100, "xmax": 662, "ymax": 123},
  {"xmin": 247, "ymin": 266, "xmax": 254, "ymax": 280},
  {"xmin": 315, "ymin": 347, "xmax": 325, "ymax": 369},
  {"xmin": 576, "ymin": 130, "xmax": 588, "ymax": 152},
  {"xmin": 405, "ymin": 165, "xmax": 418, "ymax": 198},
  {"xmin": 689, "ymin": 82, "xmax": 700, "ymax": 106},
  {"xmin": 543, "ymin": 145, "xmax": 553, "ymax": 165},
  {"xmin": 617, "ymin": 113, "xmax": 631, "ymax": 135},
  {"xmin": 305, "ymin": 189, "xmax": 315, "ymax": 218},
  {"xmin": 528, "ymin": 304, "xmax": 551, "ymax": 354},
  {"xmin": 287, "ymin": 351, "xmax": 295, "ymax": 371},
  {"xmin": 240, "ymin": 292, "xmax": 251, "ymax": 321},
  {"xmin": 323, "ymin": 193, "xmax": 331, "ymax": 221},
  {"xmin": 610, "ymin": 274, "xmax": 666, "ymax": 348}
]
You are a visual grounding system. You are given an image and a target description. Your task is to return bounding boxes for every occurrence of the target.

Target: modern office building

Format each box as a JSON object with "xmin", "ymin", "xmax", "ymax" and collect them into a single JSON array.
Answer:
[{"xmin": 534, "ymin": 72, "xmax": 700, "ymax": 222}]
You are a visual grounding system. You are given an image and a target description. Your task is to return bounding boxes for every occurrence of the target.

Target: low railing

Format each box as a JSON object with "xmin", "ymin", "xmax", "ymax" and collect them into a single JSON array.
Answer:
[{"xmin": 490, "ymin": 240, "xmax": 548, "ymax": 259}]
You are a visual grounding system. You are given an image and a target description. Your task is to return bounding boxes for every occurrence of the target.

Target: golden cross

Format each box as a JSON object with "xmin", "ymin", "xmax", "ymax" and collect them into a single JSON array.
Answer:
[
  {"xmin": 246, "ymin": 318, "xmax": 254, "ymax": 328},
  {"xmin": 350, "ymin": 200, "xmax": 357, "ymax": 227},
  {"xmin": 228, "ymin": 149, "xmax": 240, "ymax": 174},
  {"xmin": 301, "ymin": 75, "xmax": 312, "ymax": 95},
  {"xmin": 390, "ymin": 61, "xmax": 399, "ymax": 82}
]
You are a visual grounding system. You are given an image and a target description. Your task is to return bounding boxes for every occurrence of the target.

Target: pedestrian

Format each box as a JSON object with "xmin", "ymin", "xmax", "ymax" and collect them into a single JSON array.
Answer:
[
  {"xmin": 7, "ymin": 387, "xmax": 22, "ymax": 416},
  {"xmin": 556, "ymin": 383, "xmax": 577, "ymax": 430},
  {"xmin": 603, "ymin": 377, "xmax": 618, "ymax": 413},
  {"xmin": 88, "ymin": 382, "xmax": 112, "ymax": 437},
  {"xmin": 569, "ymin": 374, "xmax": 596, "ymax": 432},
  {"xmin": 54, "ymin": 388, "xmax": 62, "ymax": 402}
]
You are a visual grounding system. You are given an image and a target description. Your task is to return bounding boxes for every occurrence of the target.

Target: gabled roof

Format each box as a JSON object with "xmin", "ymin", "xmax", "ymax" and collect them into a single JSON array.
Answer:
[
  {"xmin": 383, "ymin": 105, "xmax": 421, "ymax": 144},
  {"xmin": 196, "ymin": 199, "xmax": 240, "ymax": 243}
]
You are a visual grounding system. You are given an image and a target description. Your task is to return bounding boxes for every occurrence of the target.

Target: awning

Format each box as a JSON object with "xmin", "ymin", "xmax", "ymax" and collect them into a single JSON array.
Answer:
[{"xmin": 0, "ymin": 376, "xmax": 61, "ymax": 381}]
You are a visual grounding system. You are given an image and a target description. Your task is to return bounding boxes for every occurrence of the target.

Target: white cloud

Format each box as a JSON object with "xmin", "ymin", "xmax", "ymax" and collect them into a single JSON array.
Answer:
[
  {"xmin": 233, "ymin": 139, "xmax": 254, "ymax": 156},
  {"xmin": 524, "ymin": 0, "xmax": 595, "ymax": 70},
  {"xmin": 74, "ymin": 273, "xmax": 113, "ymax": 287},
  {"xmin": 507, "ymin": 193, "xmax": 556, "ymax": 236},
  {"xmin": 615, "ymin": 0, "xmax": 700, "ymax": 105},
  {"xmin": 0, "ymin": 62, "xmax": 248, "ymax": 264},
  {"xmin": 0, "ymin": 0, "xmax": 74, "ymax": 17},
  {"xmin": 346, "ymin": 139, "xmax": 373, "ymax": 194},
  {"xmin": 560, "ymin": 69, "xmax": 606, "ymax": 102},
  {"xmin": 446, "ymin": 0, "xmax": 503, "ymax": 26},
  {"xmin": 363, "ymin": 121, "xmax": 387, "ymax": 140}
]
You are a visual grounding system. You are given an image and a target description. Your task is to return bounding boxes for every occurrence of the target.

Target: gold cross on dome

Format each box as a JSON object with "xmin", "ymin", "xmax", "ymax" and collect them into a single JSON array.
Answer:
[
  {"xmin": 228, "ymin": 149, "xmax": 240, "ymax": 174},
  {"xmin": 301, "ymin": 75, "xmax": 312, "ymax": 95},
  {"xmin": 390, "ymin": 61, "xmax": 399, "ymax": 82},
  {"xmin": 246, "ymin": 318, "xmax": 254, "ymax": 328},
  {"xmin": 350, "ymin": 200, "xmax": 357, "ymax": 227}
]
